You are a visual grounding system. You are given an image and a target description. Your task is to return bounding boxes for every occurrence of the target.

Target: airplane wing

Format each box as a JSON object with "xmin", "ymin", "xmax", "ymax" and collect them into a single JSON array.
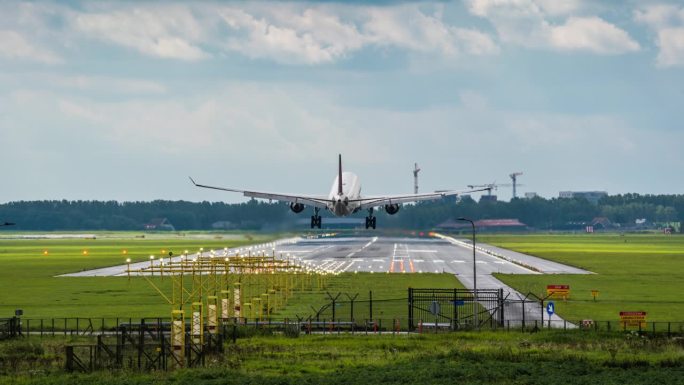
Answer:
[
  {"xmin": 189, "ymin": 177, "xmax": 330, "ymax": 209},
  {"xmin": 352, "ymin": 187, "xmax": 490, "ymax": 210}
]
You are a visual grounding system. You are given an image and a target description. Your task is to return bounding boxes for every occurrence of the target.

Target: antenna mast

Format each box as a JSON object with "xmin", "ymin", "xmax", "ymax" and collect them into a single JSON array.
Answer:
[{"xmin": 413, "ymin": 163, "xmax": 421, "ymax": 194}]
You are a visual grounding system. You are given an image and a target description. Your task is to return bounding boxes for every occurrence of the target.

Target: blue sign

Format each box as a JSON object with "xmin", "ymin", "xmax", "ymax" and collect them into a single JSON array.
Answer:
[
  {"xmin": 546, "ymin": 301, "xmax": 555, "ymax": 316},
  {"xmin": 453, "ymin": 300, "xmax": 465, "ymax": 306}
]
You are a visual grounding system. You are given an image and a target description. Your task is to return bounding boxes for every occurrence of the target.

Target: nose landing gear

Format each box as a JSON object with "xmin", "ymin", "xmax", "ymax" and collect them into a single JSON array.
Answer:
[
  {"xmin": 365, "ymin": 208, "xmax": 376, "ymax": 229},
  {"xmin": 310, "ymin": 208, "xmax": 322, "ymax": 229}
]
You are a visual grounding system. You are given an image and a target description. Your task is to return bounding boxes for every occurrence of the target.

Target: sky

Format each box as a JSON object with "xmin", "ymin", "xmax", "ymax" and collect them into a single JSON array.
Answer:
[{"xmin": 1, "ymin": 0, "xmax": 683, "ymax": 204}]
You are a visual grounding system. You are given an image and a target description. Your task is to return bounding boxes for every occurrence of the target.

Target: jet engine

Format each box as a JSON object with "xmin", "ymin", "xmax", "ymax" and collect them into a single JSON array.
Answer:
[
  {"xmin": 384, "ymin": 203, "xmax": 400, "ymax": 215},
  {"xmin": 289, "ymin": 202, "xmax": 305, "ymax": 213}
]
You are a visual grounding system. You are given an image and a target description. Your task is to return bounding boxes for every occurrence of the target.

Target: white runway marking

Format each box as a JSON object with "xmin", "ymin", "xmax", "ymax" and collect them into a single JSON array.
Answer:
[
  {"xmin": 406, "ymin": 249, "xmax": 437, "ymax": 253},
  {"xmin": 451, "ymin": 260, "xmax": 465, "ymax": 263}
]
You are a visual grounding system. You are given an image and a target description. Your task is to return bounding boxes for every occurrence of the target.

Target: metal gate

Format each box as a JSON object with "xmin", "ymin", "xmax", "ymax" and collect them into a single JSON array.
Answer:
[
  {"xmin": 0, "ymin": 317, "xmax": 20, "ymax": 340},
  {"xmin": 408, "ymin": 288, "xmax": 504, "ymax": 330}
]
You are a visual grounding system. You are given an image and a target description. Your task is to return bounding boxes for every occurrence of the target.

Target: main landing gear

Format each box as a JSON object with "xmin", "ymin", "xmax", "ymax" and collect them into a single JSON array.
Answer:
[
  {"xmin": 365, "ymin": 208, "xmax": 376, "ymax": 229},
  {"xmin": 310, "ymin": 208, "xmax": 322, "ymax": 229}
]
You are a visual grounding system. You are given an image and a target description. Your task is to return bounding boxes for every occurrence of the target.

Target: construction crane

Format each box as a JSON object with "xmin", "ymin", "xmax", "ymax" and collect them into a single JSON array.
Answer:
[
  {"xmin": 413, "ymin": 163, "xmax": 421, "ymax": 194},
  {"xmin": 509, "ymin": 172, "xmax": 523, "ymax": 199},
  {"xmin": 467, "ymin": 183, "xmax": 519, "ymax": 197}
]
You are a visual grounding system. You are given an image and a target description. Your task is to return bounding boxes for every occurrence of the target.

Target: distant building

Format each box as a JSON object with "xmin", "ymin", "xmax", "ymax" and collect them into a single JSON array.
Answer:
[
  {"xmin": 524, "ymin": 192, "xmax": 538, "ymax": 199},
  {"xmin": 479, "ymin": 195, "xmax": 497, "ymax": 203},
  {"xmin": 435, "ymin": 218, "xmax": 527, "ymax": 232},
  {"xmin": 591, "ymin": 217, "xmax": 614, "ymax": 230},
  {"xmin": 212, "ymin": 221, "xmax": 235, "ymax": 230},
  {"xmin": 295, "ymin": 217, "xmax": 365, "ymax": 229},
  {"xmin": 144, "ymin": 218, "xmax": 175, "ymax": 231},
  {"xmin": 558, "ymin": 191, "xmax": 608, "ymax": 205}
]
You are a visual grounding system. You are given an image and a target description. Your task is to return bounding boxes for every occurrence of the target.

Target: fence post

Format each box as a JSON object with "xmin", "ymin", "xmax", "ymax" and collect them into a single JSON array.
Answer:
[
  {"xmin": 369, "ymin": 291, "xmax": 373, "ymax": 321},
  {"xmin": 66, "ymin": 346, "xmax": 74, "ymax": 372}
]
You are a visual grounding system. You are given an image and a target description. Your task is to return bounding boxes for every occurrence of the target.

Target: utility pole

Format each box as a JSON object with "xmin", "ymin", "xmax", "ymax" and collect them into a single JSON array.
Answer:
[{"xmin": 413, "ymin": 163, "xmax": 421, "ymax": 194}]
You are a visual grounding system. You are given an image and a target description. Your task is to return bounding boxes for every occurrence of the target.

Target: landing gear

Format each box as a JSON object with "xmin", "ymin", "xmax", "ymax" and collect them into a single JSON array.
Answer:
[
  {"xmin": 365, "ymin": 208, "xmax": 376, "ymax": 230},
  {"xmin": 310, "ymin": 208, "xmax": 322, "ymax": 229}
]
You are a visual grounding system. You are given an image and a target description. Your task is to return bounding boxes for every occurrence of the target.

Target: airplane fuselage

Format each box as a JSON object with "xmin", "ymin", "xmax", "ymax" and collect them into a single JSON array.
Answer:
[{"xmin": 327, "ymin": 171, "xmax": 361, "ymax": 216}]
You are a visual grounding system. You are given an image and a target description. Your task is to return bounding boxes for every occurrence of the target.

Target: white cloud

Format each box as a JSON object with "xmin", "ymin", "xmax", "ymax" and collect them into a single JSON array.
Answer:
[
  {"xmin": 655, "ymin": 28, "xmax": 684, "ymax": 67},
  {"xmin": 467, "ymin": 0, "xmax": 639, "ymax": 55},
  {"xmin": 71, "ymin": 6, "xmax": 210, "ymax": 61},
  {"xmin": 550, "ymin": 17, "xmax": 640, "ymax": 54},
  {"xmin": 635, "ymin": 5, "xmax": 684, "ymax": 67},
  {"xmin": 219, "ymin": 8, "xmax": 365, "ymax": 64},
  {"xmin": 218, "ymin": 4, "xmax": 498, "ymax": 64},
  {"xmin": 3, "ymin": 2, "xmax": 498, "ymax": 66},
  {"xmin": 363, "ymin": 5, "xmax": 499, "ymax": 56},
  {"xmin": 0, "ymin": 30, "xmax": 62, "ymax": 64}
]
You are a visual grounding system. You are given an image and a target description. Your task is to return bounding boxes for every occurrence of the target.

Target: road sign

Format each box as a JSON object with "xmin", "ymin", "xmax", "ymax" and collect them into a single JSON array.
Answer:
[
  {"xmin": 429, "ymin": 301, "xmax": 441, "ymax": 316},
  {"xmin": 452, "ymin": 300, "xmax": 465, "ymax": 306},
  {"xmin": 546, "ymin": 302, "xmax": 555, "ymax": 316}
]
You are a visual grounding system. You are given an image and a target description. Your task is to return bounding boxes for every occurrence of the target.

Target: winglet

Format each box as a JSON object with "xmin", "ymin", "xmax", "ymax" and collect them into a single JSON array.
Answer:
[
  {"xmin": 189, "ymin": 176, "xmax": 198, "ymax": 186},
  {"xmin": 338, "ymin": 154, "xmax": 343, "ymax": 195}
]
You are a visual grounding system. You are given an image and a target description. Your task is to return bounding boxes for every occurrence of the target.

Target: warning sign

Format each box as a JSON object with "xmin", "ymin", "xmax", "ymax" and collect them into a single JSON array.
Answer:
[
  {"xmin": 619, "ymin": 311, "xmax": 646, "ymax": 328},
  {"xmin": 546, "ymin": 285, "xmax": 570, "ymax": 299}
]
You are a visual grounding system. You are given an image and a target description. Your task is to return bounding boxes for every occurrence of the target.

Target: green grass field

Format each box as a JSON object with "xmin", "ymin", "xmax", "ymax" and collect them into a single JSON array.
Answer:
[
  {"xmin": 0, "ymin": 233, "xmax": 461, "ymax": 321},
  {"xmin": 0, "ymin": 233, "xmax": 280, "ymax": 318},
  {"xmin": 481, "ymin": 234, "xmax": 684, "ymax": 321},
  {"xmin": 2, "ymin": 232, "xmax": 683, "ymax": 323},
  {"xmin": 2, "ymin": 331, "xmax": 682, "ymax": 384}
]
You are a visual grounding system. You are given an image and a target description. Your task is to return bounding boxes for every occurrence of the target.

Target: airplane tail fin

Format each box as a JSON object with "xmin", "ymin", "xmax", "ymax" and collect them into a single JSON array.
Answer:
[{"xmin": 338, "ymin": 154, "xmax": 343, "ymax": 195}]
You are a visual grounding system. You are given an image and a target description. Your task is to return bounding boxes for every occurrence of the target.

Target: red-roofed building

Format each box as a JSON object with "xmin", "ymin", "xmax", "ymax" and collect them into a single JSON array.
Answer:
[
  {"xmin": 435, "ymin": 218, "xmax": 527, "ymax": 232},
  {"xmin": 474, "ymin": 219, "xmax": 526, "ymax": 227}
]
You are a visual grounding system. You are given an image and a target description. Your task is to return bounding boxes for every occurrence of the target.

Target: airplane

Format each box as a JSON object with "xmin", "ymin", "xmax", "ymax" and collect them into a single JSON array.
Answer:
[{"xmin": 190, "ymin": 154, "xmax": 486, "ymax": 229}]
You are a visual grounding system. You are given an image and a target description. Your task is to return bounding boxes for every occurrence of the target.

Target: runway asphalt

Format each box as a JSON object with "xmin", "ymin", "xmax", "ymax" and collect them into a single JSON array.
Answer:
[{"xmin": 62, "ymin": 234, "xmax": 591, "ymax": 326}]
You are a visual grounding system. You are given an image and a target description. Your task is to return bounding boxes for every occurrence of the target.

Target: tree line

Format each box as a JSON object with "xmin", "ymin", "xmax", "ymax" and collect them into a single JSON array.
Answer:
[{"xmin": 0, "ymin": 194, "xmax": 681, "ymax": 231}]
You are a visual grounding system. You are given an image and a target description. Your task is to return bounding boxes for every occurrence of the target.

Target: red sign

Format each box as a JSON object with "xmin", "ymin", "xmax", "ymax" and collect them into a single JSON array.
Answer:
[
  {"xmin": 620, "ymin": 311, "xmax": 646, "ymax": 328},
  {"xmin": 546, "ymin": 285, "xmax": 570, "ymax": 299}
]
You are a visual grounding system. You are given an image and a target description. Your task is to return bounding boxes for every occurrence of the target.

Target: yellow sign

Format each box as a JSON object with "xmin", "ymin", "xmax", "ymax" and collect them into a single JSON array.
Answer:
[
  {"xmin": 620, "ymin": 311, "xmax": 646, "ymax": 328},
  {"xmin": 546, "ymin": 285, "xmax": 570, "ymax": 299},
  {"xmin": 591, "ymin": 290, "xmax": 599, "ymax": 301}
]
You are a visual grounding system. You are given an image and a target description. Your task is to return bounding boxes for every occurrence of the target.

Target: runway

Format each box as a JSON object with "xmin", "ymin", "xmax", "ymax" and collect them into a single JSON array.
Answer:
[{"xmin": 63, "ymin": 234, "xmax": 591, "ymax": 325}]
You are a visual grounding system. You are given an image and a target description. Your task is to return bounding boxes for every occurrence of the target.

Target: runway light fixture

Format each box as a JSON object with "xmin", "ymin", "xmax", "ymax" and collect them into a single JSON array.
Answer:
[
  {"xmin": 82, "ymin": 250, "xmax": 88, "ymax": 255},
  {"xmin": 43, "ymin": 250, "xmax": 48, "ymax": 256},
  {"xmin": 126, "ymin": 258, "xmax": 131, "ymax": 278}
]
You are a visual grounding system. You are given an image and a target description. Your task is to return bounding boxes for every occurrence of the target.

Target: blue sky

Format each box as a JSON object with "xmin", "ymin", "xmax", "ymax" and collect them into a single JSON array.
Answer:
[{"xmin": 0, "ymin": 0, "xmax": 683, "ymax": 203}]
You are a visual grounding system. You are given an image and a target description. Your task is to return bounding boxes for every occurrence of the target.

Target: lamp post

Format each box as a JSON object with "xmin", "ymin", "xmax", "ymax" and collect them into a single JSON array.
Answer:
[
  {"xmin": 126, "ymin": 258, "xmax": 131, "ymax": 279},
  {"xmin": 457, "ymin": 217, "xmax": 477, "ymax": 329}
]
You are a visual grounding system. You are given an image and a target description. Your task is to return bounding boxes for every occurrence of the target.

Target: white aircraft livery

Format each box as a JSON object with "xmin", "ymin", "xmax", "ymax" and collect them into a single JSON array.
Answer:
[{"xmin": 190, "ymin": 155, "xmax": 484, "ymax": 229}]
